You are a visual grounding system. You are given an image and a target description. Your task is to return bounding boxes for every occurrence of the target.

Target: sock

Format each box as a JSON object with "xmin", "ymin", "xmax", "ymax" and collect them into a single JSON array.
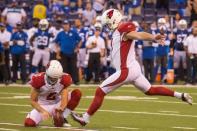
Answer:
[
  {"xmin": 174, "ymin": 92, "xmax": 182, "ymax": 99},
  {"xmin": 145, "ymin": 86, "xmax": 174, "ymax": 96},
  {"xmin": 87, "ymin": 87, "xmax": 106, "ymax": 116},
  {"xmin": 67, "ymin": 89, "xmax": 82, "ymax": 110},
  {"xmin": 63, "ymin": 108, "xmax": 71, "ymax": 119},
  {"xmin": 83, "ymin": 112, "xmax": 90, "ymax": 123}
]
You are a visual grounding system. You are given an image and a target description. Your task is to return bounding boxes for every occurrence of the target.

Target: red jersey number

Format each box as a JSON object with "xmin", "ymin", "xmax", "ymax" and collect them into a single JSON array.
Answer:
[{"xmin": 46, "ymin": 92, "xmax": 57, "ymax": 100}]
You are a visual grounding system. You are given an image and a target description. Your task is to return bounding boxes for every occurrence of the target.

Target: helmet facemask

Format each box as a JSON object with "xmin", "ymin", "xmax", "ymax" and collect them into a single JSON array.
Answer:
[
  {"xmin": 46, "ymin": 75, "xmax": 58, "ymax": 85},
  {"xmin": 39, "ymin": 24, "xmax": 48, "ymax": 31}
]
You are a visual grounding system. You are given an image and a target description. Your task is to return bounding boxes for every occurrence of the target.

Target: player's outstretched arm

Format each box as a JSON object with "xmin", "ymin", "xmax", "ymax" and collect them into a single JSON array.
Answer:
[
  {"xmin": 56, "ymin": 88, "xmax": 69, "ymax": 112},
  {"xmin": 30, "ymin": 88, "xmax": 51, "ymax": 120},
  {"xmin": 125, "ymin": 31, "xmax": 165, "ymax": 44}
]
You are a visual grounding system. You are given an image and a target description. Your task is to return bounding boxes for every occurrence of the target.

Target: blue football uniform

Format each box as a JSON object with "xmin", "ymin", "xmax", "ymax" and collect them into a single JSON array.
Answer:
[
  {"xmin": 34, "ymin": 29, "xmax": 53, "ymax": 49},
  {"xmin": 173, "ymin": 28, "xmax": 189, "ymax": 51}
]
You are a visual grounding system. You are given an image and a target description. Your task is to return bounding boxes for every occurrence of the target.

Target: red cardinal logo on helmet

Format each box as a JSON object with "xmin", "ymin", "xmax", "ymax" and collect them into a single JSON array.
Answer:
[{"xmin": 107, "ymin": 10, "xmax": 114, "ymax": 19}]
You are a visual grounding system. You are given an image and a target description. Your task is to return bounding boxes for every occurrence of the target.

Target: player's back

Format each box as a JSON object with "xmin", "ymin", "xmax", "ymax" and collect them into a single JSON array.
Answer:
[
  {"xmin": 110, "ymin": 22, "xmax": 136, "ymax": 70},
  {"xmin": 30, "ymin": 72, "xmax": 72, "ymax": 105}
]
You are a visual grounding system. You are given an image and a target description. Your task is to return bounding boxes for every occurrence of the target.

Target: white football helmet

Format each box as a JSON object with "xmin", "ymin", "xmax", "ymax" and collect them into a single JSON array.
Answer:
[
  {"xmin": 94, "ymin": 22, "xmax": 102, "ymax": 29},
  {"xmin": 157, "ymin": 18, "xmax": 166, "ymax": 27},
  {"xmin": 46, "ymin": 60, "xmax": 63, "ymax": 85},
  {"xmin": 96, "ymin": 16, "xmax": 102, "ymax": 23},
  {"xmin": 39, "ymin": 19, "xmax": 49, "ymax": 31},
  {"xmin": 101, "ymin": 9, "xmax": 122, "ymax": 30},
  {"xmin": 178, "ymin": 19, "xmax": 187, "ymax": 30}
]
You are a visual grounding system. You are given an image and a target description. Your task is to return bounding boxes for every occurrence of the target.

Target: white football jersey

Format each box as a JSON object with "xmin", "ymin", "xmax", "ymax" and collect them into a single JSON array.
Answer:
[
  {"xmin": 110, "ymin": 22, "xmax": 136, "ymax": 70},
  {"xmin": 30, "ymin": 72, "xmax": 72, "ymax": 105}
]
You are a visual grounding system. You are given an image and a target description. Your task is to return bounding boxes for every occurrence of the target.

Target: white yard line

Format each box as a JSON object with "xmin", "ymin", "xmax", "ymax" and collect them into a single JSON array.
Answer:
[
  {"xmin": 0, "ymin": 103, "xmax": 30, "ymax": 107},
  {"xmin": 0, "ymin": 122, "xmax": 97, "ymax": 131},
  {"xmin": 83, "ymin": 96, "xmax": 197, "ymax": 105},
  {"xmin": 172, "ymin": 126, "xmax": 196, "ymax": 130},
  {"xmin": 0, "ymin": 92, "xmax": 29, "ymax": 95},
  {"xmin": 159, "ymin": 110, "xmax": 179, "ymax": 113},
  {"xmin": 112, "ymin": 126, "xmax": 139, "ymax": 130},
  {"xmin": 76, "ymin": 108, "xmax": 197, "ymax": 118},
  {"xmin": 1, "ymin": 84, "xmax": 197, "ymax": 88},
  {"xmin": 0, "ymin": 128, "xmax": 19, "ymax": 131}
]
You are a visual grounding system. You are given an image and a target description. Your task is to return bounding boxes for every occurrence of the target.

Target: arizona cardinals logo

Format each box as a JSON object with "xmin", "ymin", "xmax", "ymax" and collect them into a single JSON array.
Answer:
[{"xmin": 107, "ymin": 10, "xmax": 114, "ymax": 19}]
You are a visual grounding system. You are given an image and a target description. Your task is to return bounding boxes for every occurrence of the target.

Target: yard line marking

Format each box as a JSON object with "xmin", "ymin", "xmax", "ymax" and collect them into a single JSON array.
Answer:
[
  {"xmin": 0, "ymin": 103, "xmax": 30, "ymax": 107},
  {"xmin": 0, "ymin": 96, "xmax": 29, "ymax": 99},
  {"xmin": 112, "ymin": 126, "xmax": 139, "ymax": 130},
  {"xmin": 83, "ymin": 96, "xmax": 197, "ymax": 105},
  {"xmin": 0, "ymin": 123, "xmax": 22, "ymax": 126},
  {"xmin": 76, "ymin": 108, "xmax": 197, "ymax": 118},
  {"xmin": 172, "ymin": 126, "xmax": 196, "ymax": 130},
  {"xmin": 1, "ymin": 84, "xmax": 197, "ymax": 88},
  {"xmin": 159, "ymin": 111, "xmax": 179, "ymax": 113},
  {"xmin": 84, "ymin": 96, "xmax": 158, "ymax": 100},
  {"xmin": 0, "ymin": 128, "xmax": 19, "ymax": 131},
  {"xmin": 40, "ymin": 126, "xmax": 98, "ymax": 131},
  {"xmin": 0, "ymin": 92, "xmax": 29, "ymax": 95},
  {"xmin": 0, "ymin": 122, "xmax": 97, "ymax": 131}
]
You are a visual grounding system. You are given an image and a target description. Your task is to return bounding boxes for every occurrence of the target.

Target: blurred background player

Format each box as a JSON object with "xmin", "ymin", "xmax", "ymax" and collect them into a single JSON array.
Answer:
[
  {"xmin": 48, "ymin": 17, "xmax": 63, "ymax": 60},
  {"xmin": 0, "ymin": 22, "xmax": 11, "ymax": 85},
  {"xmin": 10, "ymin": 22, "xmax": 28, "ymax": 84},
  {"xmin": 184, "ymin": 24, "xmax": 197, "ymax": 84},
  {"xmin": 154, "ymin": 18, "xmax": 170, "ymax": 83},
  {"xmin": 55, "ymin": 20, "xmax": 82, "ymax": 85},
  {"xmin": 24, "ymin": 60, "xmax": 82, "ymax": 127},
  {"xmin": 85, "ymin": 23, "xmax": 105, "ymax": 83},
  {"xmin": 30, "ymin": 19, "xmax": 53, "ymax": 76},
  {"xmin": 72, "ymin": 18, "xmax": 89, "ymax": 81},
  {"xmin": 141, "ymin": 23, "xmax": 155, "ymax": 83},
  {"xmin": 172, "ymin": 19, "xmax": 189, "ymax": 83},
  {"xmin": 71, "ymin": 9, "xmax": 193, "ymax": 126}
]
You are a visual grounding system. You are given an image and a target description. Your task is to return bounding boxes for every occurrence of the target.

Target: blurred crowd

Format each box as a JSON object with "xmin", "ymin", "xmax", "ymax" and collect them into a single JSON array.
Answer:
[{"xmin": 0, "ymin": 0, "xmax": 197, "ymax": 85}]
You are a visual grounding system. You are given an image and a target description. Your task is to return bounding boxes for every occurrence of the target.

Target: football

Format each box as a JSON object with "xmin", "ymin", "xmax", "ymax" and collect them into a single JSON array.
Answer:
[{"xmin": 53, "ymin": 109, "xmax": 64, "ymax": 127}]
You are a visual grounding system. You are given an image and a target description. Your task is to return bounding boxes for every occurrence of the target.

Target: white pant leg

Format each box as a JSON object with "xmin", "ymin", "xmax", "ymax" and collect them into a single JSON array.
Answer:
[
  {"xmin": 133, "ymin": 74, "xmax": 151, "ymax": 93},
  {"xmin": 42, "ymin": 50, "xmax": 50, "ymax": 67},
  {"xmin": 100, "ymin": 68, "xmax": 129, "ymax": 94},
  {"xmin": 174, "ymin": 50, "xmax": 181, "ymax": 68},
  {"xmin": 127, "ymin": 61, "xmax": 151, "ymax": 93},
  {"xmin": 77, "ymin": 48, "xmax": 86, "ymax": 68},
  {"xmin": 32, "ymin": 49, "xmax": 43, "ymax": 66}
]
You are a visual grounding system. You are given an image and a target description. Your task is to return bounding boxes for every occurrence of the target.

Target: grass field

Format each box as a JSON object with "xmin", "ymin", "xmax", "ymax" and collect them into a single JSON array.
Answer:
[{"xmin": 0, "ymin": 85, "xmax": 197, "ymax": 131}]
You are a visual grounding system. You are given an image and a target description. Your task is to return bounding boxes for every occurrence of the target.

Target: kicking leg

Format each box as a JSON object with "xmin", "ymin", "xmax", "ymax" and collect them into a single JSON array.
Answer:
[{"xmin": 134, "ymin": 74, "xmax": 193, "ymax": 105}]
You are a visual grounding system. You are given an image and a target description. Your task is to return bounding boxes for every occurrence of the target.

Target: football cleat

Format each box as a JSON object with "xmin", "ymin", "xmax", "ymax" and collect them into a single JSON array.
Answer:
[
  {"xmin": 182, "ymin": 93, "xmax": 193, "ymax": 105},
  {"xmin": 63, "ymin": 118, "xmax": 71, "ymax": 127},
  {"xmin": 71, "ymin": 112, "xmax": 88, "ymax": 126}
]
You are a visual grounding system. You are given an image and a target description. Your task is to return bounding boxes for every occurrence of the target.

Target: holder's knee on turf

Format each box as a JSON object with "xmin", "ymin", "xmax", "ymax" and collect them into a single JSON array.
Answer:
[{"xmin": 24, "ymin": 118, "xmax": 36, "ymax": 127}]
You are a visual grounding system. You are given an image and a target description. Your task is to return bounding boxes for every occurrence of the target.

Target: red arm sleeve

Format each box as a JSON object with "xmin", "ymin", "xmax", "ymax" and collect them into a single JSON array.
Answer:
[
  {"xmin": 117, "ymin": 22, "xmax": 136, "ymax": 34},
  {"xmin": 30, "ymin": 73, "xmax": 45, "ymax": 89},
  {"xmin": 60, "ymin": 73, "xmax": 73, "ymax": 88}
]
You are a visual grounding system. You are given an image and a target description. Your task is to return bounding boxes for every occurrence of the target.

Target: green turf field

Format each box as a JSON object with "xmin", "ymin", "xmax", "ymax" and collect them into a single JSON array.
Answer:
[{"xmin": 0, "ymin": 85, "xmax": 196, "ymax": 131}]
